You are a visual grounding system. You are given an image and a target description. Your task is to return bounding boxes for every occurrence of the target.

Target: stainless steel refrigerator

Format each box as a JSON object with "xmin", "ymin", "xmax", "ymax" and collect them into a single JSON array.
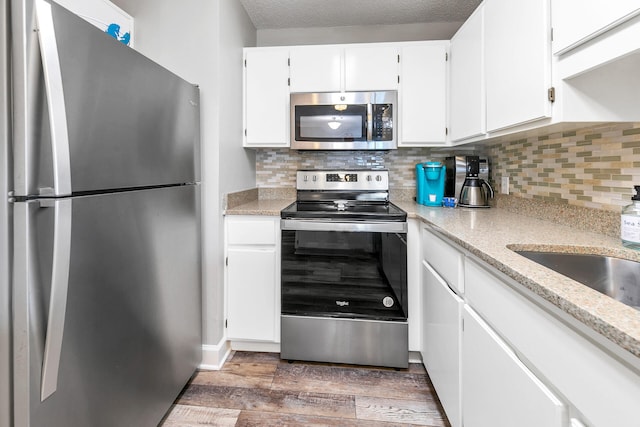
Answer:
[{"xmin": 1, "ymin": 0, "xmax": 202, "ymax": 426}]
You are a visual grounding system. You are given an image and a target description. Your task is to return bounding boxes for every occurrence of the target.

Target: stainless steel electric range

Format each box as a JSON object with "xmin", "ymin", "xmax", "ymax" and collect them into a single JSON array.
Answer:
[{"xmin": 280, "ymin": 169, "xmax": 408, "ymax": 368}]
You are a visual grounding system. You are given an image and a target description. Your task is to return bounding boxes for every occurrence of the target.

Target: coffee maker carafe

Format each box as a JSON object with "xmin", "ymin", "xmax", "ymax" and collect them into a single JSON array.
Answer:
[{"xmin": 459, "ymin": 156, "xmax": 494, "ymax": 208}]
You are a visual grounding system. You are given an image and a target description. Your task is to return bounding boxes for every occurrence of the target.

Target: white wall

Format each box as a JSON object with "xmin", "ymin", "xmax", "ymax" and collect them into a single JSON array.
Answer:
[
  {"xmin": 257, "ymin": 21, "xmax": 461, "ymax": 46},
  {"xmin": 110, "ymin": 0, "xmax": 256, "ymax": 347}
]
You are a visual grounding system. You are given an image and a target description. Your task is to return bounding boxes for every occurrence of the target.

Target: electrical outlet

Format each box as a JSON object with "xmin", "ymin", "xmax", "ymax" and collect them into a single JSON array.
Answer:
[{"xmin": 501, "ymin": 176, "xmax": 510, "ymax": 194}]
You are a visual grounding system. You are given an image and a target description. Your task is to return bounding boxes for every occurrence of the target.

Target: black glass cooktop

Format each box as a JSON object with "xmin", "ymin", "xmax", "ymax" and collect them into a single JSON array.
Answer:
[{"xmin": 281, "ymin": 201, "xmax": 407, "ymax": 222}]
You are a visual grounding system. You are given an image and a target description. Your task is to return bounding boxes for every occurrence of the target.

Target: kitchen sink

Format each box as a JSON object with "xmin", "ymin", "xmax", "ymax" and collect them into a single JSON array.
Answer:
[{"xmin": 514, "ymin": 251, "xmax": 640, "ymax": 310}]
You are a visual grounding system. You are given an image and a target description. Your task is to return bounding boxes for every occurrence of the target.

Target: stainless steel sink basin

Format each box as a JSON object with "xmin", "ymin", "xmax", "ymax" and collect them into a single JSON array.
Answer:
[{"xmin": 515, "ymin": 251, "xmax": 640, "ymax": 310}]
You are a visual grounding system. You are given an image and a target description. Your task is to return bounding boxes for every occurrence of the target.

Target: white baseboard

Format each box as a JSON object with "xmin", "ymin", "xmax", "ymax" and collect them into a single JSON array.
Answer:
[
  {"xmin": 409, "ymin": 351, "xmax": 423, "ymax": 364},
  {"xmin": 202, "ymin": 340, "xmax": 421, "ymax": 368},
  {"xmin": 230, "ymin": 341, "xmax": 281, "ymax": 353},
  {"xmin": 199, "ymin": 339, "xmax": 232, "ymax": 370}
]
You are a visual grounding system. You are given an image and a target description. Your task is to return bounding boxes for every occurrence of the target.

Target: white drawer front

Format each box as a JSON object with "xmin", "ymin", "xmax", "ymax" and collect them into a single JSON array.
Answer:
[
  {"xmin": 227, "ymin": 217, "xmax": 277, "ymax": 246},
  {"xmin": 422, "ymin": 227, "xmax": 464, "ymax": 293},
  {"xmin": 465, "ymin": 257, "xmax": 640, "ymax": 427},
  {"xmin": 462, "ymin": 305, "xmax": 566, "ymax": 427}
]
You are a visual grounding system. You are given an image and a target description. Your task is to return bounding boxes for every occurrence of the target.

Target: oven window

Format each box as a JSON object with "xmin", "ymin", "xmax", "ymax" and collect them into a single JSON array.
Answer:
[
  {"xmin": 281, "ymin": 229, "xmax": 407, "ymax": 321},
  {"xmin": 295, "ymin": 105, "xmax": 366, "ymax": 141}
]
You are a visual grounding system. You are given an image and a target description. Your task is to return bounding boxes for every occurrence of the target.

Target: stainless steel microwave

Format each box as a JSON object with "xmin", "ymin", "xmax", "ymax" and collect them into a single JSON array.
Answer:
[{"xmin": 290, "ymin": 91, "xmax": 397, "ymax": 150}]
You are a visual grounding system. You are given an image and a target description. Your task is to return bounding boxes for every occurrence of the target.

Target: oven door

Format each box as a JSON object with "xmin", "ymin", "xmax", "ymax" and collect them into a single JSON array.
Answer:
[{"xmin": 280, "ymin": 220, "xmax": 407, "ymax": 322}]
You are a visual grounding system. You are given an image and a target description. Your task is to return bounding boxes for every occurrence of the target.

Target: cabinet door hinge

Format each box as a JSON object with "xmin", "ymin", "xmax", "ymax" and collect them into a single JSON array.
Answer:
[
  {"xmin": 548, "ymin": 87, "xmax": 556, "ymax": 103},
  {"xmin": 445, "ymin": 52, "xmax": 449, "ymax": 61},
  {"xmin": 225, "ymin": 319, "xmax": 228, "ymax": 328},
  {"xmin": 445, "ymin": 127, "xmax": 448, "ymax": 135},
  {"xmin": 288, "ymin": 57, "xmax": 290, "ymax": 66},
  {"xmin": 550, "ymin": 27, "xmax": 554, "ymax": 42},
  {"xmin": 244, "ymin": 59, "xmax": 246, "ymax": 67},
  {"xmin": 288, "ymin": 77, "xmax": 290, "ymax": 86},
  {"xmin": 397, "ymin": 54, "xmax": 400, "ymax": 63},
  {"xmin": 225, "ymin": 256, "xmax": 229, "ymax": 266},
  {"xmin": 397, "ymin": 75, "xmax": 400, "ymax": 84},
  {"xmin": 244, "ymin": 129, "xmax": 247, "ymax": 137}
]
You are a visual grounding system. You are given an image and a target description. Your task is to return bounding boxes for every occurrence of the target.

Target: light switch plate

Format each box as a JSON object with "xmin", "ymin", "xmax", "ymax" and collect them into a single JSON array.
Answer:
[{"xmin": 501, "ymin": 176, "xmax": 510, "ymax": 194}]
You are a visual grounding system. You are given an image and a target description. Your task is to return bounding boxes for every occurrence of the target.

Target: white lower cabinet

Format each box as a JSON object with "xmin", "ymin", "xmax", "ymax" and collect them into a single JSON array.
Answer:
[
  {"xmin": 225, "ymin": 216, "xmax": 280, "ymax": 342},
  {"xmin": 462, "ymin": 305, "xmax": 566, "ymax": 427},
  {"xmin": 421, "ymin": 261, "xmax": 462, "ymax": 427},
  {"xmin": 419, "ymin": 227, "xmax": 640, "ymax": 427}
]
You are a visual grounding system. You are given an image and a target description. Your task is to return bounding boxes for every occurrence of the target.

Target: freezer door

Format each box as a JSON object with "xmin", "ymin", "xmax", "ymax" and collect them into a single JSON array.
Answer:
[
  {"xmin": 1, "ymin": 0, "xmax": 12, "ymax": 426},
  {"xmin": 12, "ymin": 185, "xmax": 201, "ymax": 427},
  {"xmin": 13, "ymin": 0, "xmax": 200, "ymax": 197}
]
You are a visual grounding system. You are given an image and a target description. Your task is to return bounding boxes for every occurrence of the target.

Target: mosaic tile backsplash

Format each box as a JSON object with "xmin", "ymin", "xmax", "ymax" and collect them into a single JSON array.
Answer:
[
  {"xmin": 256, "ymin": 147, "xmax": 472, "ymax": 190},
  {"xmin": 488, "ymin": 122, "xmax": 640, "ymax": 212},
  {"xmin": 255, "ymin": 122, "xmax": 640, "ymax": 212}
]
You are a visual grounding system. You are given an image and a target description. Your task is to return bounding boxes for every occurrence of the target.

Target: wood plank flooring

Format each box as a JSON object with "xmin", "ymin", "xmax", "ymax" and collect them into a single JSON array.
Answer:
[{"xmin": 160, "ymin": 351, "xmax": 451, "ymax": 427}]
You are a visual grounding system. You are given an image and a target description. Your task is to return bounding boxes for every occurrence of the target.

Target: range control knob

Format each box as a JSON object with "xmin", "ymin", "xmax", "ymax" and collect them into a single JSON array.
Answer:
[
  {"xmin": 366, "ymin": 175, "xmax": 372, "ymax": 182},
  {"xmin": 303, "ymin": 175, "xmax": 308, "ymax": 182},
  {"xmin": 376, "ymin": 175, "xmax": 382, "ymax": 182},
  {"xmin": 312, "ymin": 175, "xmax": 317, "ymax": 182}
]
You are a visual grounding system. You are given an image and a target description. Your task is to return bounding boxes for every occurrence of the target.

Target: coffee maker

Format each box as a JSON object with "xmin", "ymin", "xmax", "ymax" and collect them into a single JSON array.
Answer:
[
  {"xmin": 444, "ymin": 156, "xmax": 489, "ymax": 198},
  {"xmin": 416, "ymin": 162, "xmax": 446, "ymax": 206},
  {"xmin": 459, "ymin": 156, "xmax": 494, "ymax": 207}
]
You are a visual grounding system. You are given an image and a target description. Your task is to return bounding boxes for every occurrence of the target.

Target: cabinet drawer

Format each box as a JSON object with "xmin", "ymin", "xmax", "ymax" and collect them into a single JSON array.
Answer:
[
  {"xmin": 462, "ymin": 305, "xmax": 566, "ymax": 427},
  {"xmin": 421, "ymin": 261, "xmax": 463, "ymax": 427},
  {"xmin": 422, "ymin": 227, "xmax": 464, "ymax": 293},
  {"xmin": 465, "ymin": 257, "xmax": 640, "ymax": 427},
  {"xmin": 227, "ymin": 217, "xmax": 277, "ymax": 245}
]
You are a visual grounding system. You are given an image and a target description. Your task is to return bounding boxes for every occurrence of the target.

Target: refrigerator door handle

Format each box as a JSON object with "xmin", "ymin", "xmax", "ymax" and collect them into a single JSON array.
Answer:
[
  {"xmin": 34, "ymin": 0, "xmax": 72, "ymax": 197},
  {"xmin": 40, "ymin": 199, "xmax": 72, "ymax": 401}
]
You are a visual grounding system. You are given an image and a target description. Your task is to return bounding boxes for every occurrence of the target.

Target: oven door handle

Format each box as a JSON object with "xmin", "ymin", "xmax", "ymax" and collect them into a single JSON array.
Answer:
[{"xmin": 281, "ymin": 219, "xmax": 407, "ymax": 233}]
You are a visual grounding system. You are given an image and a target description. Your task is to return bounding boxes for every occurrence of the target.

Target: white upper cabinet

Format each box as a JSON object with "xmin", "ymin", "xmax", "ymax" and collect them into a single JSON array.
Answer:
[
  {"xmin": 484, "ymin": 0, "xmax": 552, "ymax": 132},
  {"xmin": 289, "ymin": 46, "xmax": 342, "ymax": 93},
  {"xmin": 449, "ymin": 4, "xmax": 485, "ymax": 143},
  {"xmin": 289, "ymin": 44, "xmax": 398, "ymax": 93},
  {"xmin": 243, "ymin": 48, "xmax": 290, "ymax": 147},
  {"xmin": 552, "ymin": 0, "xmax": 640, "ymax": 55},
  {"xmin": 398, "ymin": 42, "xmax": 448, "ymax": 146},
  {"xmin": 344, "ymin": 45, "xmax": 399, "ymax": 91}
]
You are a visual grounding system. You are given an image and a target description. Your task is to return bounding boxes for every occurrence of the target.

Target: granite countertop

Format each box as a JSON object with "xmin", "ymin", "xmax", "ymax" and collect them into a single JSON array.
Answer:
[
  {"xmin": 224, "ymin": 191, "xmax": 640, "ymax": 360},
  {"xmin": 394, "ymin": 200, "xmax": 640, "ymax": 360},
  {"xmin": 225, "ymin": 198, "xmax": 294, "ymax": 216}
]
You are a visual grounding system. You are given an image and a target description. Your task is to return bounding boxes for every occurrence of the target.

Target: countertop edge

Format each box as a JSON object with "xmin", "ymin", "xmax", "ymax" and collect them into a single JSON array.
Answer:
[{"xmin": 404, "ymin": 204, "xmax": 640, "ymax": 361}]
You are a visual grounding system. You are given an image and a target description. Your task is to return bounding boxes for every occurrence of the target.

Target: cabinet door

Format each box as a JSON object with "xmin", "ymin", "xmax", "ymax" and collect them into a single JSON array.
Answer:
[
  {"xmin": 462, "ymin": 306, "xmax": 566, "ymax": 427},
  {"xmin": 421, "ymin": 262, "xmax": 463, "ymax": 427},
  {"xmin": 243, "ymin": 48, "xmax": 290, "ymax": 147},
  {"xmin": 399, "ymin": 43, "xmax": 447, "ymax": 146},
  {"xmin": 227, "ymin": 247, "xmax": 278, "ymax": 341},
  {"xmin": 449, "ymin": 5, "xmax": 485, "ymax": 142},
  {"xmin": 552, "ymin": 0, "xmax": 640, "ymax": 54},
  {"xmin": 484, "ymin": 0, "xmax": 551, "ymax": 132},
  {"xmin": 345, "ymin": 45, "xmax": 399, "ymax": 91},
  {"xmin": 289, "ymin": 46, "xmax": 342, "ymax": 93}
]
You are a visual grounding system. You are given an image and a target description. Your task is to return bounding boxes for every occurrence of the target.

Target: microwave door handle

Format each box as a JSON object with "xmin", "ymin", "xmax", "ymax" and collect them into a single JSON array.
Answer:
[{"xmin": 366, "ymin": 103, "xmax": 373, "ymax": 141}]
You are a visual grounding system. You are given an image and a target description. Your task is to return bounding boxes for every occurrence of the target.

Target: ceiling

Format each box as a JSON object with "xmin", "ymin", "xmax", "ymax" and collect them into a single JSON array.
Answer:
[{"xmin": 239, "ymin": 0, "xmax": 483, "ymax": 30}]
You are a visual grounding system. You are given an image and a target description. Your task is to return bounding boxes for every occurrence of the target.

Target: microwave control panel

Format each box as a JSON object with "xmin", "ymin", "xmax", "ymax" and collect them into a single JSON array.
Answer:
[{"xmin": 372, "ymin": 104, "xmax": 393, "ymax": 141}]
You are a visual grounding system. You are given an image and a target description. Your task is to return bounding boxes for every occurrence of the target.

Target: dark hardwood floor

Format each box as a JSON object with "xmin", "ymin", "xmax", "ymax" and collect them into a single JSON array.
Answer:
[{"xmin": 161, "ymin": 351, "xmax": 451, "ymax": 427}]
